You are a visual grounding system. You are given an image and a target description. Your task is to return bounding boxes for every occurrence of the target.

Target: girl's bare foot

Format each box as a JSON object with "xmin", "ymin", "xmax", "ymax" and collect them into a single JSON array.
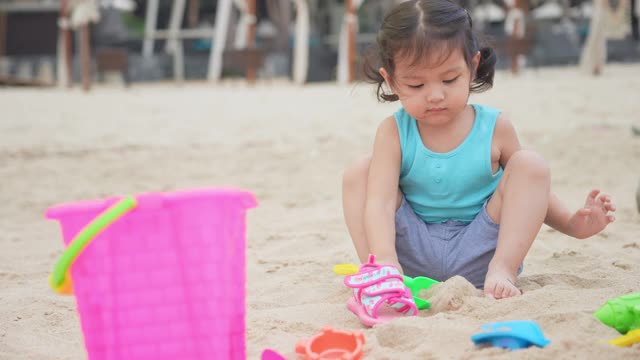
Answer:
[{"xmin": 483, "ymin": 263, "xmax": 522, "ymax": 299}]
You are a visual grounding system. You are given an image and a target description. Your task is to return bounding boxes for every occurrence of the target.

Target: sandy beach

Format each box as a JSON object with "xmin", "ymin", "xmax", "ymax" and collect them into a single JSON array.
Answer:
[{"xmin": 1, "ymin": 63, "xmax": 639, "ymax": 359}]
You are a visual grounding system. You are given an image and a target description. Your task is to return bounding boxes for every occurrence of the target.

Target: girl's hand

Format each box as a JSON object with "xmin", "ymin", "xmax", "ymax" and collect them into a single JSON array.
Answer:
[{"xmin": 567, "ymin": 189, "xmax": 616, "ymax": 239}]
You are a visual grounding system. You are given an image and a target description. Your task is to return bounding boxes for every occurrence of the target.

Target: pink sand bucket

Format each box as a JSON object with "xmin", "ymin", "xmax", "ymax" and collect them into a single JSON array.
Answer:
[{"xmin": 46, "ymin": 188, "xmax": 257, "ymax": 360}]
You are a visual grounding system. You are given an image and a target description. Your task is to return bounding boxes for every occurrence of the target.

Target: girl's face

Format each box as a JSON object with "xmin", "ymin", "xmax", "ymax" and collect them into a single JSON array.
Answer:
[{"xmin": 381, "ymin": 48, "xmax": 480, "ymax": 126}]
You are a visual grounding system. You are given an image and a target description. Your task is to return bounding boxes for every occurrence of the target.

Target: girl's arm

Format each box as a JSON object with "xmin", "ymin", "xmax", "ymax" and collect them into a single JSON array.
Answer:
[
  {"xmin": 495, "ymin": 113, "xmax": 522, "ymax": 169},
  {"xmin": 496, "ymin": 114, "xmax": 574, "ymax": 235},
  {"xmin": 364, "ymin": 116, "xmax": 402, "ymax": 267},
  {"xmin": 543, "ymin": 193, "xmax": 574, "ymax": 235},
  {"xmin": 496, "ymin": 114, "xmax": 615, "ymax": 238}
]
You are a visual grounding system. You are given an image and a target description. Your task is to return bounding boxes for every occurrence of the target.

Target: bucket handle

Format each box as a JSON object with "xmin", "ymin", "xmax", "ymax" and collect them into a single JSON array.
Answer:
[{"xmin": 49, "ymin": 196, "xmax": 137, "ymax": 294}]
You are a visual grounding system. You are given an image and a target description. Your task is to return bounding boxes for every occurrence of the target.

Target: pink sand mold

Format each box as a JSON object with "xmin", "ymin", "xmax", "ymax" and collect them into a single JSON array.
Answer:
[{"xmin": 46, "ymin": 188, "xmax": 257, "ymax": 360}]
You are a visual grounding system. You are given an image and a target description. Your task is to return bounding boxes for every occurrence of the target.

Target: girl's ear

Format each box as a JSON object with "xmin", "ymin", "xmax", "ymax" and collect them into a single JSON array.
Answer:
[
  {"xmin": 379, "ymin": 67, "xmax": 396, "ymax": 94},
  {"xmin": 379, "ymin": 67, "xmax": 391, "ymax": 84},
  {"xmin": 472, "ymin": 51, "xmax": 481, "ymax": 78}
]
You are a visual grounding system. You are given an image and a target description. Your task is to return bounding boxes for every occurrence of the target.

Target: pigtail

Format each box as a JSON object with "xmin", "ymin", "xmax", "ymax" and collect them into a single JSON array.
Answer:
[
  {"xmin": 471, "ymin": 46, "xmax": 496, "ymax": 93},
  {"xmin": 363, "ymin": 46, "xmax": 399, "ymax": 102}
]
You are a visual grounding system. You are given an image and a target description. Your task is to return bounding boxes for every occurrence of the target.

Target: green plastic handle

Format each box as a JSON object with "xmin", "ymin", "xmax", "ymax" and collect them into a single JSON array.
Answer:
[
  {"xmin": 50, "ymin": 196, "xmax": 137, "ymax": 290},
  {"xmin": 403, "ymin": 275, "xmax": 439, "ymax": 310}
]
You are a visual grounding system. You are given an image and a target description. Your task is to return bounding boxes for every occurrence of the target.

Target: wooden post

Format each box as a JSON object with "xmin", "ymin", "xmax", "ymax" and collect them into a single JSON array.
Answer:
[
  {"xmin": 143, "ymin": 0, "xmax": 159, "ymax": 58},
  {"xmin": 187, "ymin": 0, "xmax": 200, "ymax": 28},
  {"xmin": 0, "ymin": 11, "xmax": 6, "ymax": 58},
  {"xmin": 59, "ymin": 0, "xmax": 74, "ymax": 87},
  {"xmin": 292, "ymin": 0, "xmax": 309, "ymax": 85},
  {"xmin": 346, "ymin": 0, "xmax": 356, "ymax": 83},
  {"xmin": 64, "ymin": 29, "xmax": 73, "ymax": 87},
  {"xmin": 246, "ymin": 0, "xmax": 257, "ymax": 83},
  {"xmin": 166, "ymin": 0, "xmax": 187, "ymax": 82},
  {"xmin": 80, "ymin": 24, "xmax": 91, "ymax": 91}
]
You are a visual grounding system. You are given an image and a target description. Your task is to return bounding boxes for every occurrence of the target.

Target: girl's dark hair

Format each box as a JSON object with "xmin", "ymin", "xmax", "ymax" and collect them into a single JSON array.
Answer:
[{"xmin": 364, "ymin": 0, "xmax": 496, "ymax": 102}]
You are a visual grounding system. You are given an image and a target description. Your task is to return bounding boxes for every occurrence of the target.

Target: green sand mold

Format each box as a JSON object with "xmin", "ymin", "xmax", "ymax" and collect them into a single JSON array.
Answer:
[
  {"xmin": 594, "ymin": 292, "xmax": 640, "ymax": 334},
  {"xmin": 403, "ymin": 275, "xmax": 439, "ymax": 310}
]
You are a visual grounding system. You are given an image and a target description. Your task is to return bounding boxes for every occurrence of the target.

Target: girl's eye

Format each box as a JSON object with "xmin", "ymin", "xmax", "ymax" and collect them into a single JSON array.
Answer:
[
  {"xmin": 443, "ymin": 76, "xmax": 459, "ymax": 84},
  {"xmin": 408, "ymin": 84, "xmax": 423, "ymax": 89}
]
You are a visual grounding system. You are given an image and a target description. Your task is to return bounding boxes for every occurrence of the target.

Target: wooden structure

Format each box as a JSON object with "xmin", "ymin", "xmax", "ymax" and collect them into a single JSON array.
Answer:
[
  {"xmin": 143, "ymin": 0, "xmax": 308, "ymax": 84},
  {"xmin": 338, "ymin": 0, "xmax": 364, "ymax": 85},
  {"xmin": 56, "ymin": 0, "xmax": 98, "ymax": 90},
  {"xmin": 0, "ymin": 0, "xmax": 59, "ymax": 86},
  {"xmin": 95, "ymin": 47, "xmax": 129, "ymax": 85}
]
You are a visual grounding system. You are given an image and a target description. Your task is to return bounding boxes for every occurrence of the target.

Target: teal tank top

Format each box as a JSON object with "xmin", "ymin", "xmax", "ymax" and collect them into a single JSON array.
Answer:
[{"xmin": 395, "ymin": 104, "xmax": 503, "ymax": 224}]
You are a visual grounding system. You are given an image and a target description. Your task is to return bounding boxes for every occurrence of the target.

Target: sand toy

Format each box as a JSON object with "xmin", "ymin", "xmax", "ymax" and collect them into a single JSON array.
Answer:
[
  {"xmin": 334, "ymin": 263, "xmax": 439, "ymax": 310},
  {"xmin": 295, "ymin": 327, "xmax": 365, "ymax": 360},
  {"xmin": 471, "ymin": 320, "xmax": 550, "ymax": 350},
  {"xmin": 594, "ymin": 292, "xmax": 640, "ymax": 334},
  {"xmin": 47, "ymin": 188, "xmax": 256, "ymax": 360},
  {"xmin": 609, "ymin": 329, "xmax": 640, "ymax": 347}
]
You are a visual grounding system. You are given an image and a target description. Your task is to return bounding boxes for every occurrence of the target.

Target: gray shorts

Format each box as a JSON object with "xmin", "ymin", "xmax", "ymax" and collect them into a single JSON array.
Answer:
[{"xmin": 395, "ymin": 197, "xmax": 519, "ymax": 289}]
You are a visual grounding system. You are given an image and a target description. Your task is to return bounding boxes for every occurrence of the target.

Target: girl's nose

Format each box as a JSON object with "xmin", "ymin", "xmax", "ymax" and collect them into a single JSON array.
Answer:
[{"xmin": 427, "ymin": 87, "xmax": 444, "ymax": 103}]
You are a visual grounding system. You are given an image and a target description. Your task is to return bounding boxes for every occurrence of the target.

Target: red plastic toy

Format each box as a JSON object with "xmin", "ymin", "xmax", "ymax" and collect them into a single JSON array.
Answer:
[{"xmin": 295, "ymin": 326, "xmax": 365, "ymax": 360}]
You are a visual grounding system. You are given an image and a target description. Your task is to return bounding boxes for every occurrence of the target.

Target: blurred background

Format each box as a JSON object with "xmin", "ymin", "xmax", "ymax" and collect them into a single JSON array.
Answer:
[
  {"xmin": 1, "ymin": 3, "xmax": 639, "ymax": 359},
  {"xmin": 0, "ymin": 0, "xmax": 638, "ymax": 89}
]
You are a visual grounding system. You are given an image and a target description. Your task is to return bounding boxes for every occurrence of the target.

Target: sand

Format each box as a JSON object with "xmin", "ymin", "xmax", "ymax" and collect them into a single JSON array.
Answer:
[{"xmin": 1, "ymin": 64, "xmax": 639, "ymax": 359}]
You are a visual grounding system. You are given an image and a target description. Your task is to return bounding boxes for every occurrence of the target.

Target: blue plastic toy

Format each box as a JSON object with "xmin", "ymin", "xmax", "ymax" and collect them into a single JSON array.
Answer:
[{"xmin": 471, "ymin": 320, "xmax": 550, "ymax": 351}]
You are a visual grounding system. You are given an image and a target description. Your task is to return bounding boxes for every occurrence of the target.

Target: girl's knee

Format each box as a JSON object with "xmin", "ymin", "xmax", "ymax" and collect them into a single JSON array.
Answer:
[
  {"xmin": 342, "ymin": 157, "xmax": 371, "ymax": 190},
  {"xmin": 508, "ymin": 150, "xmax": 550, "ymax": 180}
]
